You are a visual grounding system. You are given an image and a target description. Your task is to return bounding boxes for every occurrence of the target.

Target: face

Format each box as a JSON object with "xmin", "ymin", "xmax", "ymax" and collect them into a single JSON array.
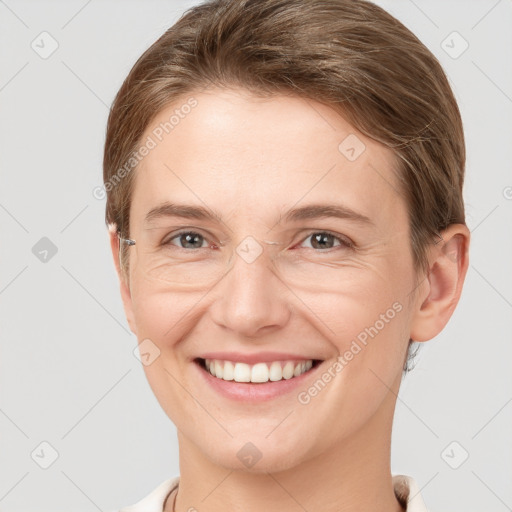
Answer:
[{"xmin": 118, "ymin": 87, "xmax": 425, "ymax": 472}]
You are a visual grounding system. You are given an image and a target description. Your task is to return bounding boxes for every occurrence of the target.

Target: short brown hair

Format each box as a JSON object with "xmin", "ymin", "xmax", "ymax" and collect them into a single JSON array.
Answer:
[{"xmin": 103, "ymin": 0, "xmax": 466, "ymax": 372}]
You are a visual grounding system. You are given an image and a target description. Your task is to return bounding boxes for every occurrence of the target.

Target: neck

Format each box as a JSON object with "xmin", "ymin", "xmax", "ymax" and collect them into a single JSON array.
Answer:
[{"xmin": 169, "ymin": 375, "xmax": 405, "ymax": 512}]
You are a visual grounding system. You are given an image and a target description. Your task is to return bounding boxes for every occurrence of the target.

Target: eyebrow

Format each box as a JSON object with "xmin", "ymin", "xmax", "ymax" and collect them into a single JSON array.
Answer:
[
  {"xmin": 281, "ymin": 203, "xmax": 373, "ymax": 226},
  {"xmin": 143, "ymin": 201, "xmax": 374, "ymax": 227},
  {"xmin": 144, "ymin": 202, "xmax": 223, "ymax": 225}
]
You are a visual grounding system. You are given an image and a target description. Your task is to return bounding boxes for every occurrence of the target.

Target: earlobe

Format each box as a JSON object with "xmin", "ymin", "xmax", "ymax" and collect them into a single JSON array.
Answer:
[
  {"xmin": 108, "ymin": 226, "xmax": 138, "ymax": 336},
  {"xmin": 409, "ymin": 224, "xmax": 470, "ymax": 342}
]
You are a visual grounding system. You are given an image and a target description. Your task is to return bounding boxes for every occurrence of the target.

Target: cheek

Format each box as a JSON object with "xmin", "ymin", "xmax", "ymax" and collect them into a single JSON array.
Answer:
[
  {"xmin": 314, "ymin": 292, "xmax": 409, "ymax": 426},
  {"xmin": 302, "ymin": 260, "xmax": 408, "ymax": 327},
  {"xmin": 129, "ymin": 273, "xmax": 195, "ymax": 340},
  {"xmin": 130, "ymin": 285, "xmax": 199, "ymax": 423},
  {"xmin": 331, "ymin": 295, "xmax": 407, "ymax": 371},
  {"xmin": 302, "ymin": 268, "xmax": 411, "ymax": 376},
  {"xmin": 131, "ymin": 293, "xmax": 170, "ymax": 338}
]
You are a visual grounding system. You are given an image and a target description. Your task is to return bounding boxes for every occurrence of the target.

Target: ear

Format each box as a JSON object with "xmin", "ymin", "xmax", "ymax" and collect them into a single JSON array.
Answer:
[
  {"xmin": 108, "ymin": 225, "xmax": 138, "ymax": 336},
  {"xmin": 409, "ymin": 224, "xmax": 470, "ymax": 342}
]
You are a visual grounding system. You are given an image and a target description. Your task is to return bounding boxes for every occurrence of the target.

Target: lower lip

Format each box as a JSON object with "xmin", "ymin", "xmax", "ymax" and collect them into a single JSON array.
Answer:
[{"xmin": 193, "ymin": 359, "xmax": 323, "ymax": 402}]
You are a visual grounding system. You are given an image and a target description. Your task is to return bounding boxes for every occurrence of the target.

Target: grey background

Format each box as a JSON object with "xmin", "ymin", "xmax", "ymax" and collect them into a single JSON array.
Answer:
[{"xmin": 0, "ymin": 0, "xmax": 511, "ymax": 511}]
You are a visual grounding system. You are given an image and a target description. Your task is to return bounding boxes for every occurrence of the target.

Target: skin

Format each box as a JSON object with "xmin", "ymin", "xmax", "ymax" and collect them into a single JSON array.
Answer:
[{"xmin": 109, "ymin": 87, "xmax": 470, "ymax": 512}]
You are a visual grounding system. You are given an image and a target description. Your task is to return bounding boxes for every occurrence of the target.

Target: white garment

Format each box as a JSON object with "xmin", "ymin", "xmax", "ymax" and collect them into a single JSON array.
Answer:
[{"xmin": 112, "ymin": 474, "xmax": 430, "ymax": 512}]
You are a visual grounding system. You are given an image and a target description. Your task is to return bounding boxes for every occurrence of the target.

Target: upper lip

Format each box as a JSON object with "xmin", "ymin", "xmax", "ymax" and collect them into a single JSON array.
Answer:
[{"xmin": 196, "ymin": 352, "xmax": 322, "ymax": 364}]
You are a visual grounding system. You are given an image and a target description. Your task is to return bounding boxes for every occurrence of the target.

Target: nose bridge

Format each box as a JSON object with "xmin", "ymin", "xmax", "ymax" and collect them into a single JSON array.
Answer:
[
  {"xmin": 210, "ymin": 234, "xmax": 290, "ymax": 336},
  {"xmin": 234, "ymin": 235, "xmax": 276, "ymax": 264},
  {"xmin": 229, "ymin": 235, "xmax": 284, "ymax": 285}
]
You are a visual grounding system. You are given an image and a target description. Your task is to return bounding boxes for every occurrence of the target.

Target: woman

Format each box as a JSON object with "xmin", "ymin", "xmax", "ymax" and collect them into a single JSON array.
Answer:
[{"xmin": 103, "ymin": 0, "xmax": 470, "ymax": 510}]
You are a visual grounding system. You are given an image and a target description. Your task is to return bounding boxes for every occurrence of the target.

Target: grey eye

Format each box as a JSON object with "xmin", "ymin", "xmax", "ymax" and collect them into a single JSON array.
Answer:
[{"xmin": 167, "ymin": 231, "xmax": 208, "ymax": 249}]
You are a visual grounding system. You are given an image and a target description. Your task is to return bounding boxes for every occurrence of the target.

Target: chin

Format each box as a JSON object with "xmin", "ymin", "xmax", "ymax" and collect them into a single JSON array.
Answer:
[{"xmin": 203, "ymin": 436, "xmax": 308, "ymax": 475}]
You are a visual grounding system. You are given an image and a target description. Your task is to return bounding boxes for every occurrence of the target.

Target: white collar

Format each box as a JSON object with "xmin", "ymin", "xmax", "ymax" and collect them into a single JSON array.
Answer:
[{"xmin": 117, "ymin": 474, "xmax": 429, "ymax": 512}]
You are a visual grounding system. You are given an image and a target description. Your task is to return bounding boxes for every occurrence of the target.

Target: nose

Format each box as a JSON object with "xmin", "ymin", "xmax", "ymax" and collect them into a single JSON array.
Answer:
[{"xmin": 208, "ymin": 239, "xmax": 292, "ymax": 338}]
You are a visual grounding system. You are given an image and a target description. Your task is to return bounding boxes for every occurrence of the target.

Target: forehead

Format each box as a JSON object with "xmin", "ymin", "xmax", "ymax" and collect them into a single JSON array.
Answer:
[{"xmin": 130, "ymin": 87, "xmax": 406, "ymax": 232}]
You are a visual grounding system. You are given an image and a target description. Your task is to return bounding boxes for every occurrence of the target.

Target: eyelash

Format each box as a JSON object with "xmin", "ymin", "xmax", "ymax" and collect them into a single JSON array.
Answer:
[{"xmin": 162, "ymin": 229, "xmax": 355, "ymax": 252}]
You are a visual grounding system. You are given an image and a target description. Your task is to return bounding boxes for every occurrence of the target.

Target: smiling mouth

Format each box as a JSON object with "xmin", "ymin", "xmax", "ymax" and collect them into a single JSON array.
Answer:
[{"xmin": 194, "ymin": 357, "xmax": 322, "ymax": 384}]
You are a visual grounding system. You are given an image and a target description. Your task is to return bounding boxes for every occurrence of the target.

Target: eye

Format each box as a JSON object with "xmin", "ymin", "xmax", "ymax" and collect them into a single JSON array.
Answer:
[
  {"xmin": 161, "ymin": 229, "xmax": 353, "ymax": 252},
  {"xmin": 163, "ymin": 230, "xmax": 211, "ymax": 250},
  {"xmin": 298, "ymin": 231, "xmax": 353, "ymax": 251}
]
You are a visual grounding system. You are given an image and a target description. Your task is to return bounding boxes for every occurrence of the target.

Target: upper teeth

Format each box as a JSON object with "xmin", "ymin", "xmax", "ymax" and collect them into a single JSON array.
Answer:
[{"xmin": 204, "ymin": 359, "xmax": 314, "ymax": 383}]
